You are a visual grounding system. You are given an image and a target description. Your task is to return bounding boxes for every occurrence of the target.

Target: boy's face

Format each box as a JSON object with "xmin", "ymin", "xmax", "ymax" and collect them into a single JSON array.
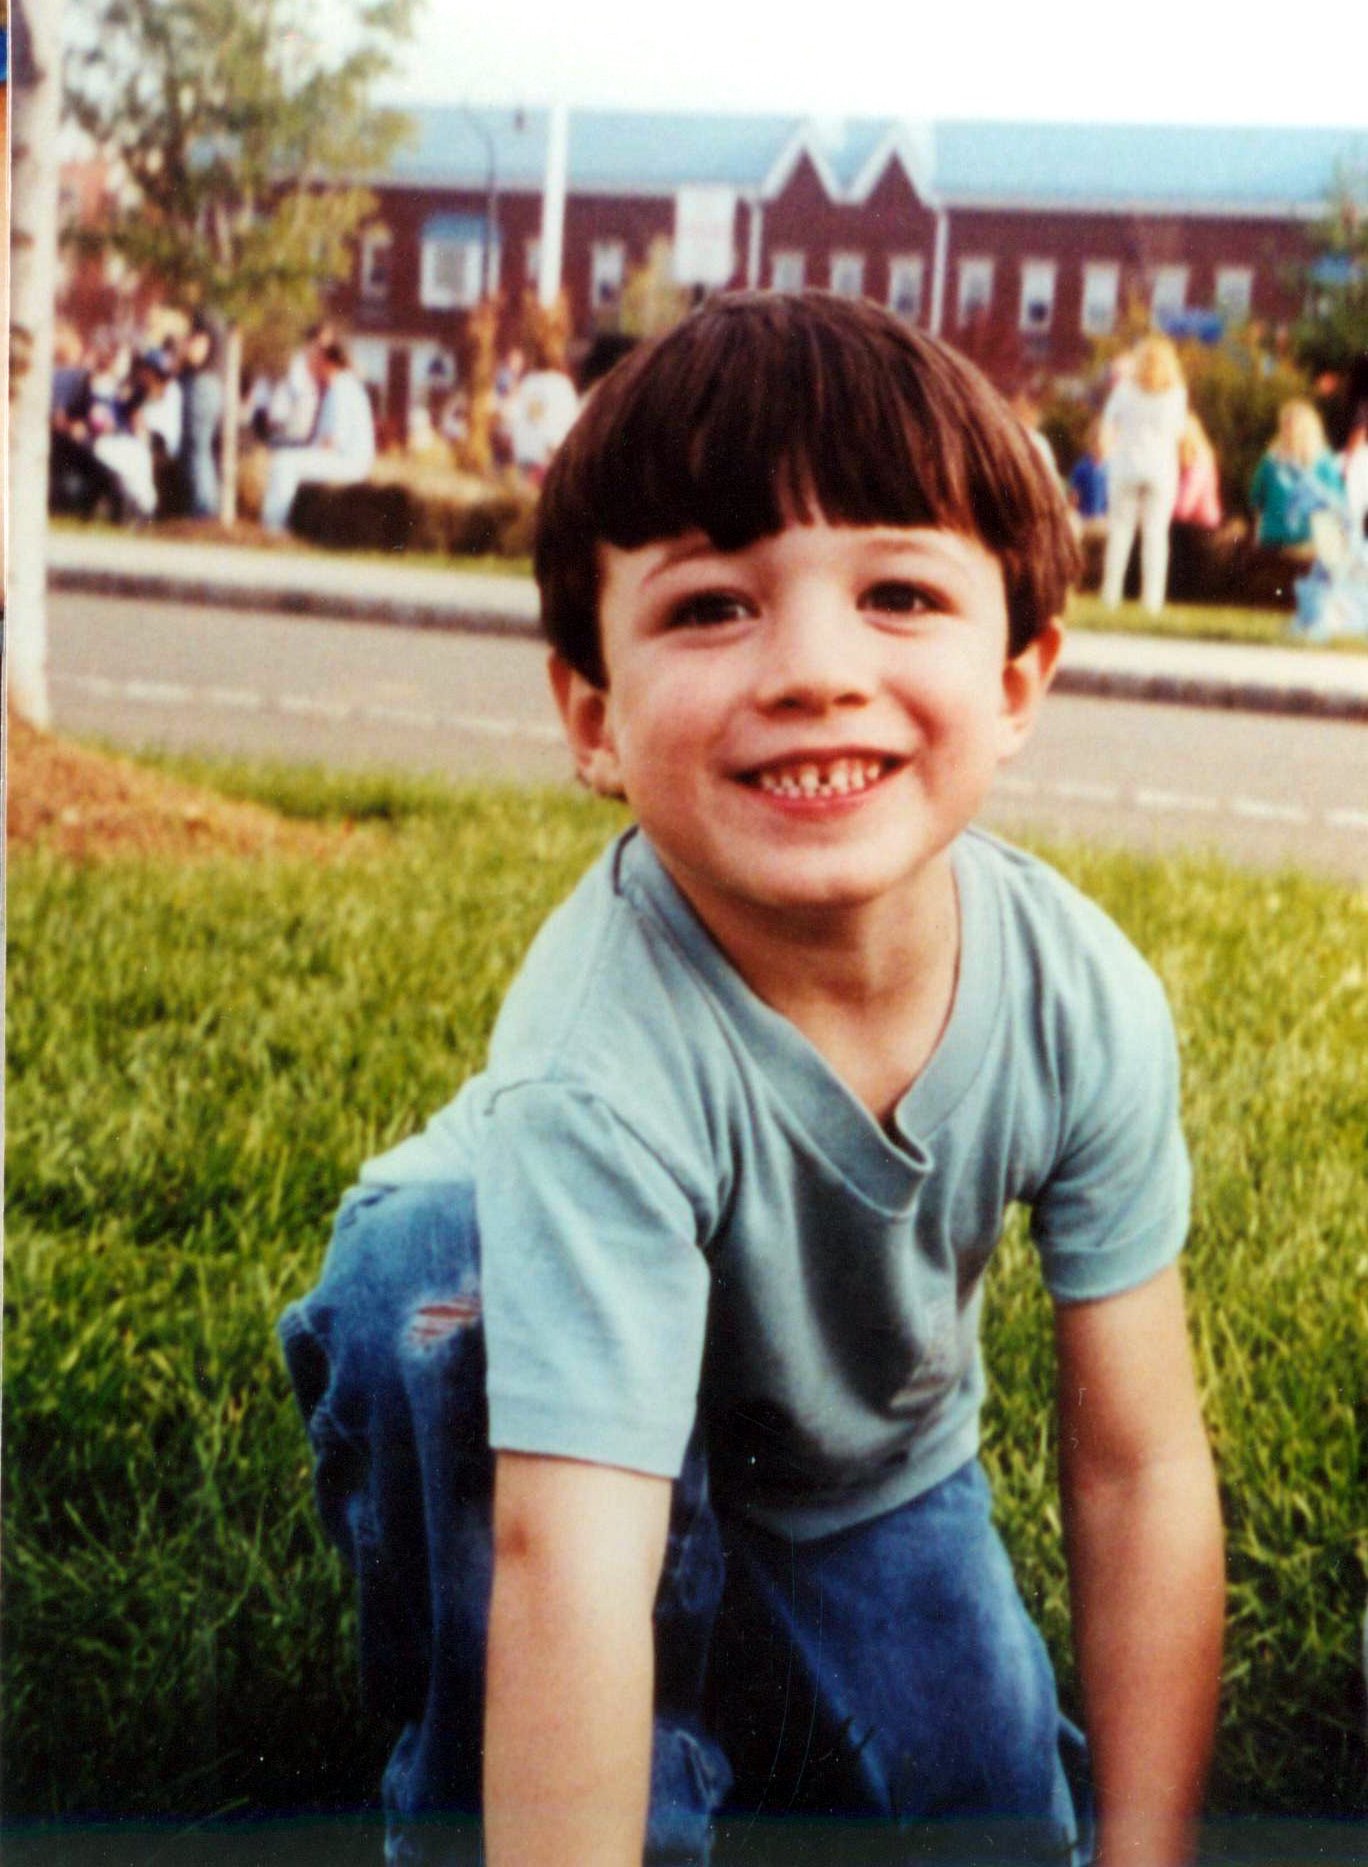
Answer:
[{"xmin": 552, "ymin": 519, "xmax": 1061, "ymax": 943}]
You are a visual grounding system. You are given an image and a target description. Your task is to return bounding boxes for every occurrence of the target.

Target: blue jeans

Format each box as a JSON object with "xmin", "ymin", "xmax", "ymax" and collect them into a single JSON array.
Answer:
[{"xmin": 279, "ymin": 1183, "xmax": 1090, "ymax": 1865}]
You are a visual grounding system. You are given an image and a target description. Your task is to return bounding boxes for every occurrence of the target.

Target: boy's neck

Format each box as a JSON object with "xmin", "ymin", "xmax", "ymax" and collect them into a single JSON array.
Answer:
[{"xmin": 662, "ymin": 848, "xmax": 962, "ymax": 1125}]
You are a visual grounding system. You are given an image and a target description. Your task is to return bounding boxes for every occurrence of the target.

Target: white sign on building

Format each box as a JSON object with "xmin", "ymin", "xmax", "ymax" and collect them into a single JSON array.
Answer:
[{"xmin": 673, "ymin": 186, "xmax": 738, "ymax": 288}]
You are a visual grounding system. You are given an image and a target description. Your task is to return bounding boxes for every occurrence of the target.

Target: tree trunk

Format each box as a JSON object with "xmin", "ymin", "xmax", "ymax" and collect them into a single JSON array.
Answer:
[
  {"xmin": 8, "ymin": 0, "xmax": 66, "ymax": 728},
  {"xmin": 218, "ymin": 325, "xmax": 242, "ymax": 526}
]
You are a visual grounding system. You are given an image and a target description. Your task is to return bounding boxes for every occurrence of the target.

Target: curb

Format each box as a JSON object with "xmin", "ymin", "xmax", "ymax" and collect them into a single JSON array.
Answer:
[
  {"xmin": 48, "ymin": 567, "xmax": 539, "ymax": 644},
  {"xmin": 1051, "ymin": 665, "xmax": 1368, "ymax": 724},
  {"xmin": 50, "ymin": 567, "xmax": 1368, "ymax": 724}
]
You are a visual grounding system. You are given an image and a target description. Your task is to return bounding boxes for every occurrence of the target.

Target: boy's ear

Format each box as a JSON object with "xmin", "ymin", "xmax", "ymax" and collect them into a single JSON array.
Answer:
[
  {"xmin": 997, "ymin": 619, "xmax": 1065, "ymax": 761},
  {"xmin": 548, "ymin": 653, "xmax": 626, "ymax": 798}
]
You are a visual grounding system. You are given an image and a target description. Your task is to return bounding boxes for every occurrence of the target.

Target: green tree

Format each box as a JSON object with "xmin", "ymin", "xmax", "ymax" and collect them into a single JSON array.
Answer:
[
  {"xmin": 64, "ymin": 0, "xmax": 416, "ymax": 520},
  {"xmin": 1294, "ymin": 164, "xmax": 1368, "ymax": 384}
]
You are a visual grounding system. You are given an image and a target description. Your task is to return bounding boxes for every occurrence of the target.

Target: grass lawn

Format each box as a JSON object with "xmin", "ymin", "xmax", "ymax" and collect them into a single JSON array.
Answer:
[
  {"xmin": 5, "ymin": 758, "xmax": 1367, "ymax": 1829},
  {"xmin": 1066, "ymin": 592, "xmax": 1368, "ymax": 654}
]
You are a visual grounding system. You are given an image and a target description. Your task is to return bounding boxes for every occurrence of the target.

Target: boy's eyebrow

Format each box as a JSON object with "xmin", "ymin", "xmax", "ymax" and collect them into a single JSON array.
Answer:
[{"xmin": 638, "ymin": 534, "xmax": 721, "ymax": 585}]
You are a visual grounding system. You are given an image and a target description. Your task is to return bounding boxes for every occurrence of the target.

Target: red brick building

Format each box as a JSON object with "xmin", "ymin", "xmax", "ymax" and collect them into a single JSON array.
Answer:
[{"xmin": 324, "ymin": 110, "xmax": 1366, "ymax": 428}]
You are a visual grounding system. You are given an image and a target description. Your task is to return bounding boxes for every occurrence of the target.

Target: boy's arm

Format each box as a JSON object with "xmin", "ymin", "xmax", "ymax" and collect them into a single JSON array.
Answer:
[
  {"xmin": 484, "ymin": 1449, "xmax": 673, "ymax": 1867},
  {"xmin": 1055, "ymin": 1263, "xmax": 1224, "ymax": 1867}
]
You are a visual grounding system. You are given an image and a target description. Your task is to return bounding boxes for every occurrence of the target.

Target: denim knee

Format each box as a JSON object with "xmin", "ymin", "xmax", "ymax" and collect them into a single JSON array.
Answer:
[
  {"xmin": 278, "ymin": 1181, "xmax": 490, "ymax": 1745},
  {"xmin": 279, "ymin": 1181, "xmax": 733, "ymax": 1859}
]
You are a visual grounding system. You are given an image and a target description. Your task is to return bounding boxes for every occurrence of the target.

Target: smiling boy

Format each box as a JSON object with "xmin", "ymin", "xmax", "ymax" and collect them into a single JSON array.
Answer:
[{"xmin": 280, "ymin": 293, "xmax": 1224, "ymax": 1867}]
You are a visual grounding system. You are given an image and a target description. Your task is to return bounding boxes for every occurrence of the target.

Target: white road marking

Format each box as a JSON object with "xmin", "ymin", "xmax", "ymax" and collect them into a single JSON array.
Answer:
[
  {"xmin": 1327, "ymin": 808, "xmax": 1368, "ymax": 832},
  {"xmin": 1134, "ymin": 787, "xmax": 1221, "ymax": 813},
  {"xmin": 1231, "ymin": 796, "xmax": 1312, "ymax": 824},
  {"xmin": 1054, "ymin": 780, "xmax": 1120, "ymax": 804},
  {"xmin": 203, "ymin": 686, "xmax": 264, "ymax": 710},
  {"xmin": 366, "ymin": 704, "xmax": 440, "ymax": 728},
  {"xmin": 279, "ymin": 695, "xmax": 356, "ymax": 720},
  {"xmin": 124, "ymin": 679, "xmax": 193, "ymax": 706}
]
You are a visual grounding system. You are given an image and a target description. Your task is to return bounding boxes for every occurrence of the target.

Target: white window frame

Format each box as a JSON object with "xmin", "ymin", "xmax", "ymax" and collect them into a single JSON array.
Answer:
[
  {"xmin": 359, "ymin": 225, "xmax": 392, "ymax": 303},
  {"xmin": 1018, "ymin": 259, "xmax": 1057, "ymax": 334},
  {"xmin": 956, "ymin": 257, "xmax": 994, "ymax": 327},
  {"xmin": 829, "ymin": 251, "xmax": 866, "ymax": 298},
  {"xmin": 1214, "ymin": 265, "xmax": 1253, "ymax": 322},
  {"xmin": 887, "ymin": 255, "xmax": 924, "ymax": 322},
  {"xmin": 1151, "ymin": 265, "xmax": 1189, "ymax": 320},
  {"xmin": 1081, "ymin": 261, "xmax": 1120, "ymax": 336},
  {"xmin": 591, "ymin": 240, "xmax": 627, "ymax": 310},
  {"xmin": 770, "ymin": 250, "xmax": 805, "ymax": 292},
  {"xmin": 420, "ymin": 234, "xmax": 486, "ymax": 311}
]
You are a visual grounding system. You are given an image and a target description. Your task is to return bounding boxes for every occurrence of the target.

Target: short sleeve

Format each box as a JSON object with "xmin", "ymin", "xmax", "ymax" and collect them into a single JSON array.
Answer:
[
  {"xmin": 1031, "ymin": 963, "xmax": 1191, "ymax": 1304},
  {"xmin": 476, "ymin": 1082, "xmax": 711, "ymax": 1477}
]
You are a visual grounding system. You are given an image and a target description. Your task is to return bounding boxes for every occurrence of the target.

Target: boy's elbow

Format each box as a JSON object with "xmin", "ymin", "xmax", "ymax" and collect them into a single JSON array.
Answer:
[{"xmin": 491, "ymin": 1451, "xmax": 673, "ymax": 1618}]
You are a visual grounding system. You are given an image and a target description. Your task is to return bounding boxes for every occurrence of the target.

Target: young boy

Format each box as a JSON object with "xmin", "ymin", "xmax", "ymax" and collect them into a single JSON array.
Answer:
[{"xmin": 280, "ymin": 293, "xmax": 1224, "ymax": 1867}]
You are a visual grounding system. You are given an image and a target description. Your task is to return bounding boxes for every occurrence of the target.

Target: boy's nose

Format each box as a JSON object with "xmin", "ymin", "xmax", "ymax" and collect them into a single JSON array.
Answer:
[{"xmin": 752, "ymin": 608, "xmax": 874, "ymax": 712}]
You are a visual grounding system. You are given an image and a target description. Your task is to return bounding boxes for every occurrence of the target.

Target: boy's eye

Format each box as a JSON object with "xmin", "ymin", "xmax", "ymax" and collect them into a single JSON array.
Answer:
[
  {"xmin": 667, "ymin": 590, "xmax": 753, "ymax": 629},
  {"xmin": 862, "ymin": 580, "xmax": 940, "ymax": 616}
]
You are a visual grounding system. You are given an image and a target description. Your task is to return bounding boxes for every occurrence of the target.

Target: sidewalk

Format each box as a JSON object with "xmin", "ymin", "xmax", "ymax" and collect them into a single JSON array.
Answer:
[{"xmin": 48, "ymin": 528, "xmax": 1368, "ymax": 723}]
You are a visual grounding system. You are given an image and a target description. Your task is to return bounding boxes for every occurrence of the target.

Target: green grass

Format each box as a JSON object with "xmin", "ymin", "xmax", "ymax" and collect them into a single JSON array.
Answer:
[
  {"xmin": 5, "ymin": 762, "xmax": 1366, "ymax": 1826},
  {"xmin": 1066, "ymin": 593, "xmax": 1368, "ymax": 654}
]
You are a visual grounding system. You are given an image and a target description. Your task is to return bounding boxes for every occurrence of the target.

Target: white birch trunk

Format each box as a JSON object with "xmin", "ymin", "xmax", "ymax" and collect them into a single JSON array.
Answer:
[{"xmin": 8, "ymin": 0, "xmax": 66, "ymax": 729}]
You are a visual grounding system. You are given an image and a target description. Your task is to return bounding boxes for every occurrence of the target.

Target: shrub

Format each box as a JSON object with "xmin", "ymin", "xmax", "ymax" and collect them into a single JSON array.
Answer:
[
  {"xmin": 287, "ymin": 478, "xmax": 536, "ymax": 560},
  {"xmin": 1180, "ymin": 338, "xmax": 1311, "ymax": 521}
]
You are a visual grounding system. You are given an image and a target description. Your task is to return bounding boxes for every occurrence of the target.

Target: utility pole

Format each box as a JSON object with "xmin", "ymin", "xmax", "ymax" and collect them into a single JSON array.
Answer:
[{"xmin": 538, "ymin": 103, "xmax": 569, "ymax": 308}]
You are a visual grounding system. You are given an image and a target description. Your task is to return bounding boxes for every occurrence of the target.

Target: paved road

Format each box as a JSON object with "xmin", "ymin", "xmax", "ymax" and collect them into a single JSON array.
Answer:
[{"xmin": 47, "ymin": 591, "xmax": 1368, "ymax": 880}]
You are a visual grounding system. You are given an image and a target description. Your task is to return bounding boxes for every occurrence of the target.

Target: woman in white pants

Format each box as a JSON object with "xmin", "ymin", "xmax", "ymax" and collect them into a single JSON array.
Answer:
[{"xmin": 1100, "ymin": 336, "xmax": 1188, "ymax": 613}]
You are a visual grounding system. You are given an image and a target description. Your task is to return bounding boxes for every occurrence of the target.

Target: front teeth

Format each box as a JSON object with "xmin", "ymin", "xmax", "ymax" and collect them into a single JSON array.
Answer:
[{"xmin": 758, "ymin": 757, "xmax": 886, "ymax": 799}]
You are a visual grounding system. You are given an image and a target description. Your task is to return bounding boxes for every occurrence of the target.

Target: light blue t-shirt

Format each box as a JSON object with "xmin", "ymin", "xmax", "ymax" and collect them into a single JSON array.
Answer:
[{"xmin": 364, "ymin": 826, "xmax": 1190, "ymax": 1540}]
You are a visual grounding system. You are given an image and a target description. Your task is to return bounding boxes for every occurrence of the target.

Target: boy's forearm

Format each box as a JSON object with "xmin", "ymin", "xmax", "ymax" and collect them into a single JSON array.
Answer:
[
  {"xmin": 1062, "ymin": 1448, "xmax": 1224, "ymax": 1867},
  {"xmin": 482, "ymin": 1453, "xmax": 671, "ymax": 1867},
  {"xmin": 484, "ymin": 1550, "xmax": 655, "ymax": 1865}
]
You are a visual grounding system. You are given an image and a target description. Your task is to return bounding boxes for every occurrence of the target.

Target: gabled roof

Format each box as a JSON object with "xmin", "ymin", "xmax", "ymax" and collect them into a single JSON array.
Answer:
[
  {"xmin": 384, "ymin": 105, "xmax": 1367, "ymax": 217},
  {"xmin": 933, "ymin": 120, "xmax": 1368, "ymax": 214}
]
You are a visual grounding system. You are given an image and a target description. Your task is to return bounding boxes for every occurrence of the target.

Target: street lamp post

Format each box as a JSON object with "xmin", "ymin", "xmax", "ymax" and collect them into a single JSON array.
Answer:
[{"xmin": 462, "ymin": 107, "xmax": 498, "ymax": 299}]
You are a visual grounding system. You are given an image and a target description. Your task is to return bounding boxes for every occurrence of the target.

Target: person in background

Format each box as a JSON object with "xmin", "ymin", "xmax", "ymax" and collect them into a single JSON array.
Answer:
[
  {"xmin": 503, "ymin": 352, "xmax": 579, "ymax": 485},
  {"xmin": 92, "ymin": 351, "xmax": 174, "ymax": 520},
  {"xmin": 1340, "ymin": 419, "xmax": 1368, "ymax": 560},
  {"xmin": 1167, "ymin": 413, "xmax": 1224, "ymax": 601},
  {"xmin": 267, "ymin": 321, "xmax": 336, "ymax": 445},
  {"xmin": 177, "ymin": 317, "xmax": 225, "ymax": 519},
  {"xmin": 1066, "ymin": 416, "xmax": 1109, "ymax": 541},
  {"xmin": 261, "ymin": 338, "xmax": 376, "ymax": 531},
  {"xmin": 1100, "ymin": 335, "xmax": 1188, "ymax": 613},
  {"xmin": 49, "ymin": 327, "xmax": 126, "ymax": 519},
  {"xmin": 1010, "ymin": 384, "xmax": 1061, "ymax": 484},
  {"xmin": 1249, "ymin": 400, "xmax": 1346, "ymax": 550}
]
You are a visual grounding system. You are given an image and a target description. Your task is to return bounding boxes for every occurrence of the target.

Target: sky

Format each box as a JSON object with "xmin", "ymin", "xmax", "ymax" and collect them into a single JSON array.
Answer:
[{"xmin": 377, "ymin": 0, "xmax": 1364, "ymax": 127}]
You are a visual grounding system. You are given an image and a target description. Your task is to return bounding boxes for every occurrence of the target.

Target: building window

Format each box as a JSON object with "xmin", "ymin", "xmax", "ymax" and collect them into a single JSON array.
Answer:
[
  {"xmin": 1081, "ymin": 261, "xmax": 1120, "ymax": 336},
  {"xmin": 591, "ymin": 241, "xmax": 627, "ymax": 310},
  {"xmin": 771, "ymin": 250, "xmax": 805, "ymax": 291},
  {"xmin": 888, "ymin": 255, "xmax": 924, "ymax": 321},
  {"xmin": 525, "ymin": 238, "xmax": 543, "ymax": 286},
  {"xmin": 830, "ymin": 251, "xmax": 865, "ymax": 298},
  {"xmin": 359, "ymin": 225, "xmax": 392, "ymax": 303},
  {"xmin": 957, "ymin": 257, "xmax": 994, "ymax": 326},
  {"xmin": 420, "ymin": 214, "xmax": 493, "ymax": 309},
  {"xmin": 1214, "ymin": 266, "xmax": 1253, "ymax": 322},
  {"xmin": 1151, "ymin": 265, "xmax": 1189, "ymax": 320},
  {"xmin": 1019, "ymin": 260, "xmax": 1057, "ymax": 334}
]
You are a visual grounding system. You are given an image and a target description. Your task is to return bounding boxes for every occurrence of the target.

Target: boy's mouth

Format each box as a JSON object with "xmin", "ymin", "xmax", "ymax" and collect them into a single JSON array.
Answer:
[{"xmin": 744, "ymin": 754, "xmax": 900, "ymax": 800}]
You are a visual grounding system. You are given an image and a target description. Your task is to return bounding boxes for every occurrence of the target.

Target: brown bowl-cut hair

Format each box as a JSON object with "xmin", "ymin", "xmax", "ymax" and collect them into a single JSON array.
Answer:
[{"xmin": 535, "ymin": 292, "xmax": 1079, "ymax": 687}]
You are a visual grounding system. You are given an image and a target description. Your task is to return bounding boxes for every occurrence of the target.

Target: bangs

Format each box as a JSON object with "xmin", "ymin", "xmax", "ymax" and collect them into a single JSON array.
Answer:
[{"xmin": 559, "ymin": 295, "xmax": 1014, "ymax": 552}]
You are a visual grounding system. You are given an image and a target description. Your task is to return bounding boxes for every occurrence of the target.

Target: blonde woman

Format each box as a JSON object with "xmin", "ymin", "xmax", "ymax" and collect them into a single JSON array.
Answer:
[
  {"xmin": 1100, "ymin": 335, "xmax": 1188, "ymax": 612},
  {"xmin": 1249, "ymin": 400, "xmax": 1346, "ymax": 549}
]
